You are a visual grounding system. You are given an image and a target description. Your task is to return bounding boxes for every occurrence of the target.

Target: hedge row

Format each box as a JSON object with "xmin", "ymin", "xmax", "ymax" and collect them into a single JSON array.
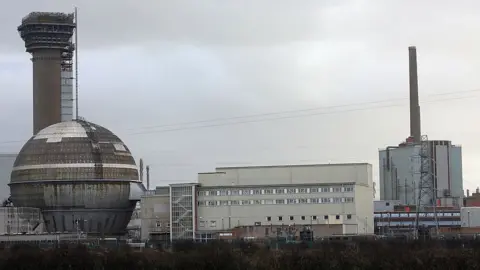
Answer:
[{"xmin": 1, "ymin": 240, "xmax": 480, "ymax": 269}]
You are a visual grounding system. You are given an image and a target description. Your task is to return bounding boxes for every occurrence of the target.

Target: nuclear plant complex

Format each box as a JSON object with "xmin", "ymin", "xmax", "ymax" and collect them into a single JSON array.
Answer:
[{"xmin": 0, "ymin": 10, "xmax": 479, "ymax": 246}]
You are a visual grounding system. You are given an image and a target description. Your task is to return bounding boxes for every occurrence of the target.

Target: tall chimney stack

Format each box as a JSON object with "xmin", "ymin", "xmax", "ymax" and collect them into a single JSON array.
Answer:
[
  {"xmin": 146, "ymin": 165, "xmax": 150, "ymax": 191},
  {"xmin": 409, "ymin": 46, "xmax": 421, "ymax": 143}
]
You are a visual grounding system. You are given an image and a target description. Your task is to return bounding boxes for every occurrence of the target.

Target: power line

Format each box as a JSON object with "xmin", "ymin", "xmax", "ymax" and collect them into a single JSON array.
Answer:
[
  {"xmin": 127, "ymin": 94, "xmax": 477, "ymax": 135},
  {"xmin": 0, "ymin": 89, "xmax": 478, "ymax": 146},
  {"xmin": 127, "ymin": 88, "xmax": 480, "ymax": 132}
]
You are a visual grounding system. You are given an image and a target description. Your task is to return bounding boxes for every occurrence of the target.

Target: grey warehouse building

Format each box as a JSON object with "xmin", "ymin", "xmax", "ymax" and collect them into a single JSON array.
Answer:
[{"xmin": 9, "ymin": 120, "xmax": 145, "ymax": 235}]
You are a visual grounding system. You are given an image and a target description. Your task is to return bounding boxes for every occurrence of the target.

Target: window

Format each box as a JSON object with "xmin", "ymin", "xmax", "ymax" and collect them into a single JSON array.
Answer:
[
  {"xmin": 287, "ymin": 199, "xmax": 296, "ymax": 204},
  {"xmin": 198, "ymin": 201, "xmax": 206, "ymax": 206},
  {"xmin": 221, "ymin": 200, "xmax": 228, "ymax": 206},
  {"xmin": 287, "ymin": 188, "xmax": 296, "ymax": 194},
  {"xmin": 336, "ymin": 215, "xmax": 340, "ymax": 220},
  {"xmin": 231, "ymin": 189, "xmax": 239, "ymax": 196},
  {"xmin": 344, "ymin": 186, "xmax": 354, "ymax": 192},
  {"xmin": 216, "ymin": 190, "xmax": 221, "ymax": 196},
  {"xmin": 312, "ymin": 215, "xmax": 317, "ymax": 220},
  {"xmin": 241, "ymin": 200, "xmax": 250, "ymax": 205},
  {"xmin": 264, "ymin": 189, "xmax": 274, "ymax": 194},
  {"xmin": 253, "ymin": 189, "xmax": 261, "ymax": 195},
  {"xmin": 207, "ymin": 201, "xmax": 215, "ymax": 206},
  {"xmin": 267, "ymin": 216, "xmax": 271, "ymax": 222},
  {"xmin": 386, "ymin": 202, "xmax": 390, "ymax": 206},
  {"xmin": 199, "ymin": 221, "xmax": 205, "ymax": 227},
  {"xmin": 321, "ymin": 187, "xmax": 329, "ymax": 192},
  {"xmin": 275, "ymin": 199, "xmax": 285, "ymax": 205},
  {"xmin": 324, "ymin": 215, "xmax": 328, "ymax": 220},
  {"xmin": 347, "ymin": 214, "xmax": 352, "ymax": 219},
  {"xmin": 345, "ymin": 197, "xmax": 354, "ymax": 203},
  {"xmin": 276, "ymin": 189, "xmax": 284, "ymax": 194},
  {"xmin": 333, "ymin": 197, "xmax": 342, "ymax": 203},
  {"xmin": 299, "ymin": 198, "xmax": 307, "ymax": 204},
  {"xmin": 242, "ymin": 189, "xmax": 250, "ymax": 196},
  {"xmin": 264, "ymin": 199, "xmax": 274, "ymax": 205},
  {"xmin": 311, "ymin": 198, "xmax": 319, "ymax": 204},
  {"xmin": 231, "ymin": 200, "xmax": 240, "ymax": 205},
  {"xmin": 278, "ymin": 216, "xmax": 283, "ymax": 221},
  {"xmin": 310, "ymin": 188, "xmax": 318, "ymax": 193},
  {"xmin": 220, "ymin": 190, "xmax": 227, "ymax": 196},
  {"xmin": 216, "ymin": 201, "xmax": 221, "ymax": 206},
  {"xmin": 290, "ymin": 216, "xmax": 294, "ymax": 221},
  {"xmin": 265, "ymin": 227, "xmax": 269, "ymax": 236},
  {"xmin": 301, "ymin": 216, "xmax": 305, "ymax": 221},
  {"xmin": 321, "ymin": 198, "xmax": 330, "ymax": 203},
  {"xmin": 298, "ymin": 188, "xmax": 307, "ymax": 193},
  {"xmin": 253, "ymin": 200, "xmax": 261, "ymax": 205},
  {"xmin": 210, "ymin": 221, "xmax": 216, "ymax": 227}
]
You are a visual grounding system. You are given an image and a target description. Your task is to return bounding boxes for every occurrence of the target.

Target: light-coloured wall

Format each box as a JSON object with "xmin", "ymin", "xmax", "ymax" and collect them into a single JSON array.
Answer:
[
  {"xmin": 196, "ymin": 163, "xmax": 373, "ymax": 236},
  {"xmin": 140, "ymin": 193, "xmax": 170, "ymax": 241},
  {"xmin": 0, "ymin": 154, "xmax": 16, "ymax": 202},
  {"xmin": 199, "ymin": 163, "xmax": 372, "ymax": 187},
  {"xmin": 379, "ymin": 143, "xmax": 463, "ymax": 206},
  {"xmin": 0, "ymin": 207, "xmax": 42, "ymax": 234},
  {"xmin": 354, "ymin": 185, "xmax": 374, "ymax": 234},
  {"xmin": 461, "ymin": 207, "xmax": 480, "ymax": 227},
  {"xmin": 379, "ymin": 146, "xmax": 419, "ymax": 204}
]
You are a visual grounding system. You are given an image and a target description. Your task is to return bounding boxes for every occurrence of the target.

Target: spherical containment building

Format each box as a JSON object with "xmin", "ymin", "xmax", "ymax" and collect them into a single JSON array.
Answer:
[{"xmin": 9, "ymin": 120, "xmax": 145, "ymax": 235}]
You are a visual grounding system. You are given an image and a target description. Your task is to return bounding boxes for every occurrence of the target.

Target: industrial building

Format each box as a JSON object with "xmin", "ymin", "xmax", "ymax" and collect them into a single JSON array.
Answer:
[
  {"xmin": 196, "ymin": 163, "xmax": 374, "ymax": 239},
  {"xmin": 378, "ymin": 46, "xmax": 464, "ymax": 209},
  {"xmin": 9, "ymin": 120, "xmax": 145, "ymax": 235},
  {"xmin": 18, "ymin": 12, "xmax": 76, "ymax": 134},
  {"xmin": 379, "ymin": 140, "xmax": 463, "ymax": 206},
  {"xmin": 140, "ymin": 188, "xmax": 170, "ymax": 241},
  {"xmin": 140, "ymin": 163, "xmax": 375, "ymax": 243},
  {"xmin": 0, "ymin": 154, "xmax": 16, "ymax": 201}
]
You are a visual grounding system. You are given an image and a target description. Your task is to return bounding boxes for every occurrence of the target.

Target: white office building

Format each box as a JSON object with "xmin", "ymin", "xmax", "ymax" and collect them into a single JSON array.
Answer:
[{"xmin": 196, "ymin": 163, "xmax": 375, "ymax": 238}]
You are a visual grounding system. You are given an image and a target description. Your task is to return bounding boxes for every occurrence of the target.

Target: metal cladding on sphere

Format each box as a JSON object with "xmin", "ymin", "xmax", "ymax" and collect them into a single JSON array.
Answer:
[{"xmin": 9, "ymin": 120, "xmax": 145, "ymax": 235}]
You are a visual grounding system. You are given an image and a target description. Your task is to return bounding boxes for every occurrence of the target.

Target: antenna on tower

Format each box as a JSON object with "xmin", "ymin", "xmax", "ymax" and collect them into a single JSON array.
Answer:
[{"xmin": 74, "ymin": 7, "xmax": 79, "ymax": 119}]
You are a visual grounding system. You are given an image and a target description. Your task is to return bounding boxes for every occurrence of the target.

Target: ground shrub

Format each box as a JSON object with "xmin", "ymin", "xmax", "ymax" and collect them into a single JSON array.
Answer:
[{"xmin": 1, "ymin": 240, "xmax": 480, "ymax": 269}]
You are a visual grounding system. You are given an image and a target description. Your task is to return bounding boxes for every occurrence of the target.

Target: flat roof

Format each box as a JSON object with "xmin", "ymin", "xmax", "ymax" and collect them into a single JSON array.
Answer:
[{"xmin": 215, "ymin": 162, "xmax": 370, "ymax": 170}]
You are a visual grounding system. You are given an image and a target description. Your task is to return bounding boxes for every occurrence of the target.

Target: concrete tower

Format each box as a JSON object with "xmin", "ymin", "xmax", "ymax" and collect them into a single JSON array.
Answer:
[{"xmin": 18, "ymin": 12, "xmax": 76, "ymax": 134}]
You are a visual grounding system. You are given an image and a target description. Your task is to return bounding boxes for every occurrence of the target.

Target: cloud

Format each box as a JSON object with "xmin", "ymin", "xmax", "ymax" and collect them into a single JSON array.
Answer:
[
  {"xmin": 1, "ymin": 0, "xmax": 480, "ymax": 195},
  {"xmin": 0, "ymin": 0, "xmax": 349, "ymax": 52}
]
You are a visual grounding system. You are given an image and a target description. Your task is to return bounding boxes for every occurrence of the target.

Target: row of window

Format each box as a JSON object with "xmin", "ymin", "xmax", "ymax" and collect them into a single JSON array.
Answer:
[
  {"xmin": 374, "ymin": 212, "xmax": 460, "ymax": 218},
  {"xmin": 199, "ymin": 186, "xmax": 354, "ymax": 197},
  {"xmin": 198, "ymin": 197, "xmax": 355, "ymax": 206},
  {"xmin": 199, "ymin": 214, "xmax": 354, "ymax": 228}
]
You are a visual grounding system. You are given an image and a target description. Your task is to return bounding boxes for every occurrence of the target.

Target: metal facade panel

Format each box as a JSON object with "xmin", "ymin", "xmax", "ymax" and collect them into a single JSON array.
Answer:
[
  {"xmin": 435, "ymin": 145, "xmax": 450, "ymax": 196},
  {"xmin": 378, "ymin": 146, "xmax": 420, "ymax": 205}
]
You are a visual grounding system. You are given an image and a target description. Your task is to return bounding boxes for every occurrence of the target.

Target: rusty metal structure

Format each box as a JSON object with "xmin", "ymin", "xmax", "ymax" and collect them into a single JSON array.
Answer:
[
  {"xmin": 8, "ymin": 120, "xmax": 145, "ymax": 235},
  {"xmin": 18, "ymin": 12, "xmax": 76, "ymax": 134}
]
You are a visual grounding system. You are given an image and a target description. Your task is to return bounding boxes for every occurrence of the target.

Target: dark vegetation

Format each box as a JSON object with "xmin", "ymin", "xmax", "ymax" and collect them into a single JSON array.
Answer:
[{"xmin": 2, "ymin": 240, "xmax": 480, "ymax": 269}]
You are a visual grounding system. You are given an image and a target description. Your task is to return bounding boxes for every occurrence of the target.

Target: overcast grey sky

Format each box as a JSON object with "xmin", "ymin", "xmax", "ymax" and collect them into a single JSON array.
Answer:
[{"xmin": 1, "ymin": 0, "xmax": 480, "ymax": 194}]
